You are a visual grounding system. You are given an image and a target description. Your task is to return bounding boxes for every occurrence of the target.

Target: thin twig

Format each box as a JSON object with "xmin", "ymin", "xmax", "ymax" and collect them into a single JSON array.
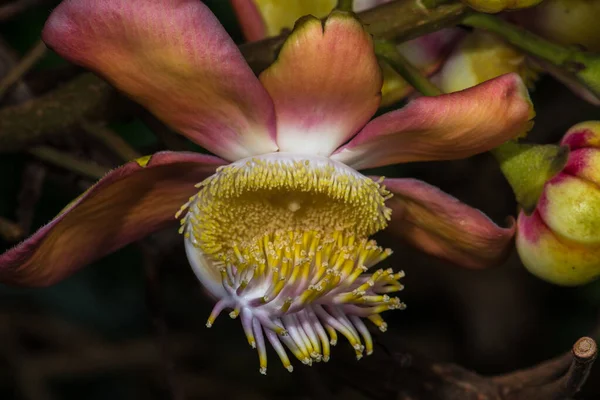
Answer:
[
  {"xmin": 28, "ymin": 146, "xmax": 108, "ymax": 180},
  {"xmin": 492, "ymin": 351, "xmax": 571, "ymax": 388},
  {"xmin": 566, "ymin": 337, "xmax": 597, "ymax": 394},
  {"xmin": 0, "ymin": 0, "xmax": 43, "ymax": 22},
  {"xmin": 374, "ymin": 39, "xmax": 443, "ymax": 97},
  {"xmin": 0, "ymin": 40, "xmax": 46, "ymax": 100},
  {"xmin": 0, "ymin": 37, "xmax": 34, "ymax": 105},
  {"xmin": 0, "ymin": 216, "xmax": 24, "ymax": 242},
  {"xmin": 81, "ymin": 120, "xmax": 142, "ymax": 161},
  {"xmin": 16, "ymin": 162, "xmax": 46, "ymax": 235}
]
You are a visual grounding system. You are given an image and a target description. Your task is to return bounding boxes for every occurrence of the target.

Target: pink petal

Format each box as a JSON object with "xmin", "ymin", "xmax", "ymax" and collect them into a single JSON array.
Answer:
[
  {"xmin": 384, "ymin": 178, "xmax": 516, "ymax": 269},
  {"xmin": 0, "ymin": 152, "xmax": 225, "ymax": 287},
  {"xmin": 230, "ymin": 0, "xmax": 268, "ymax": 41},
  {"xmin": 331, "ymin": 73, "xmax": 535, "ymax": 169},
  {"xmin": 259, "ymin": 12, "xmax": 382, "ymax": 156},
  {"xmin": 42, "ymin": 0, "xmax": 278, "ymax": 161},
  {"xmin": 398, "ymin": 29, "xmax": 463, "ymax": 72}
]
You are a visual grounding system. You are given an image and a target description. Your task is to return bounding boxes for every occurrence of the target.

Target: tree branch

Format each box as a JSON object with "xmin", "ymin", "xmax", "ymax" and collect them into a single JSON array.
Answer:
[
  {"xmin": 330, "ymin": 332, "xmax": 598, "ymax": 400},
  {"xmin": 0, "ymin": 40, "xmax": 46, "ymax": 100},
  {"xmin": 0, "ymin": 74, "xmax": 126, "ymax": 152}
]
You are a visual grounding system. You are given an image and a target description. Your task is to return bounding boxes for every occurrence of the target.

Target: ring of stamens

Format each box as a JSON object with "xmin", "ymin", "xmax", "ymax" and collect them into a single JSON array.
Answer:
[{"xmin": 179, "ymin": 153, "xmax": 405, "ymax": 374}]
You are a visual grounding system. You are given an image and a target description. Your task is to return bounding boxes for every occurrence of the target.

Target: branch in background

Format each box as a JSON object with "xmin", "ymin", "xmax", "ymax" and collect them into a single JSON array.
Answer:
[
  {"xmin": 0, "ymin": 0, "xmax": 44, "ymax": 22},
  {"xmin": 16, "ymin": 162, "xmax": 46, "ymax": 235},
  {"xmin": 331, "ymin": 333, "xmax": 598, "ymax": 400},
  {"xmin": 0, "ymin": 307, "xmax": 594, "ymax": 400},
  {"xmin": 0, "ymin": 39, "xmax": 130, "ymax": 179},
  {"xmin": 514, "ymin": 337, "xmax": 598, "ymax": 400},
  {"xmin": 28, "ymin": 146, "xmax": 108, "ymax": 180},
  {"xmin": 0, "ymin": 40, "xmax": 46, "ymax": 100},
  {"xmin": 0, "ymin": 37, "xmax": 34, "ymax": 105},
  {"xmin": 0, "ymin": 73, "xmax": 126, "ymax": 152},
  {"xmin": 0, "ymin": 308, "xmax": 265, "ymax": 399},
  {"xmin": 0, "ymin": 217, "xmax": 24, "ymax": 242},
  {"xmin": 81, "ymin": 120, "xmax": 142, "ymax": 161}
]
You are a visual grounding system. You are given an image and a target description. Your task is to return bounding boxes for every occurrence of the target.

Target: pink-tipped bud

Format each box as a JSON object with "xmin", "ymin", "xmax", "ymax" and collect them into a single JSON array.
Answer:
[{"xmin": 517, "ymin": 122, "xmax": 600, "ymax": 286}]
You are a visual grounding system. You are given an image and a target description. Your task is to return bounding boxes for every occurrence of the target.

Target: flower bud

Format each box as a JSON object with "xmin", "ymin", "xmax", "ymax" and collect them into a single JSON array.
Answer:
[
  {"xmin": 516, "ymin": 121, "xmax": 600, "ymax": 286},
  {"xmin": 460, "ymin": 0, "xmax": 542, "ymax": 13},
  {"xmin": 513, "ymin": 0, "xmax": 600, "ymax": 52},
  {"xmin": 435, "ymin": 31, "xmax": 536, "ymax": 93}
]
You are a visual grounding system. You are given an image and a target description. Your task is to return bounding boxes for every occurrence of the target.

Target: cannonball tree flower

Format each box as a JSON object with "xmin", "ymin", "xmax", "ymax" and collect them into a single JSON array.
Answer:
[
  {"xmin": 230, "ymin": 0, "xmax": 462, "ymax": 106},
  {"xmin": 0, "ymin": 0, "xmax": 534, "ymax": 373},
  {"xmin": 498, "ymin": 122, "xmax": 600, "ymax": 286}
]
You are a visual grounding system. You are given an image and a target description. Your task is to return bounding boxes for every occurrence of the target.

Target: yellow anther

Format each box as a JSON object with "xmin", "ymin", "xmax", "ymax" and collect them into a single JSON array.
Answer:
[
  {"xmin": 325, "ymin": 324, "xmax": 338, "ymax": 345},
  {"xmin": 229, "ymin": 308, "xmax": 240, "ymax": 319},
  {"xmin": 279, "ymin": 297, "xmax": 293, "ymax": 313}
]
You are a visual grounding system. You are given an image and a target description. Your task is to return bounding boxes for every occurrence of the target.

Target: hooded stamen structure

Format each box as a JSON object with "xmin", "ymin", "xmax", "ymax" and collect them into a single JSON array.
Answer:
[{"xmin": 180, "ymin": 153, "xmax": 405, "ymax": 373}]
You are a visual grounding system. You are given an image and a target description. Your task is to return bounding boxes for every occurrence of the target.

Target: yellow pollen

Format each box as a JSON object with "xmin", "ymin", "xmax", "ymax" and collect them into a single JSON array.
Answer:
[{"xmin": 181, "ymin": 156, "xmax": 391, "ymax": 262}]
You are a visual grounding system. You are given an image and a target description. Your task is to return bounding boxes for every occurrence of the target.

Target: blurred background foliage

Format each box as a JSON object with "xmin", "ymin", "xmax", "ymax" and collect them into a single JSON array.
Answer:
[{"xmin": 0, "ymin": 0, "xmax": 599, "ymax": 399}]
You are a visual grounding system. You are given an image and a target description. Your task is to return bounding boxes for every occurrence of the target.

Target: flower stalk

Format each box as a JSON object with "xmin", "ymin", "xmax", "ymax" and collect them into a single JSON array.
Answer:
[
  {"xmin": 337, "ymin": 0, "xmax": 354, "ymax": 12},
  {"xmin": 373, "ymin": 40, "xmax": 443, "ymax": 97}
]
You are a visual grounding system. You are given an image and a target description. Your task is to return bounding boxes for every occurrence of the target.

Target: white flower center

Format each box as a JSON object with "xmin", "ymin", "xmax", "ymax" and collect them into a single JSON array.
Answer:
[{"xmin": 179, "ymin": 152, "xmax": 405, "ymax": 374}]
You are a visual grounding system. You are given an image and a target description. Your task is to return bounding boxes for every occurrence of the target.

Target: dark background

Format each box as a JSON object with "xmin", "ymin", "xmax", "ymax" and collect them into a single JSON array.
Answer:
[{"xmin": 0, "ymin": 0, "xmax": 599, "ymax": 399}]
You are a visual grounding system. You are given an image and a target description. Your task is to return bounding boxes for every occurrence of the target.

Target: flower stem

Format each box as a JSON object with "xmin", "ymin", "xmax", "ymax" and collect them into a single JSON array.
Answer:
[
  {"xmin": 337, "ymin": 0, "xmax": 353, "ymax": 12},
  {"xmin": 462, "ymin": 12, "xmax": 600, "ymax": 100},
  {"xmin": 374, "ymin": 40, "xmax": 443, "ymax": 97},
  {"xmin": 490, "ymin": 141, "xmax": 568, "ymax": 214}
]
